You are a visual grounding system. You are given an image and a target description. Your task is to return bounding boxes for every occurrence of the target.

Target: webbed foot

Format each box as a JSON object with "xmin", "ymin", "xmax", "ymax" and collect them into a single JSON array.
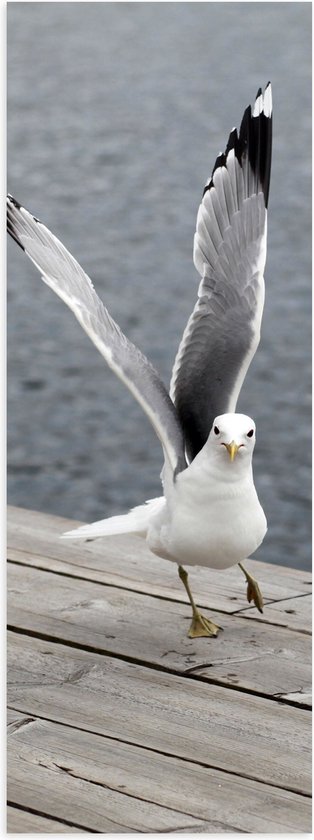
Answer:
[{"xmin": 188, "ymin": 612, "xmax": 221, "ymax": 638}]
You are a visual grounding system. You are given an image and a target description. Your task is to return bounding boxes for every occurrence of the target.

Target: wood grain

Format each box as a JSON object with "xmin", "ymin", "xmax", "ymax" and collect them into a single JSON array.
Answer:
[
  {"xmin": 7, "ymin": 806, "xmax": 88, "ymax": 834},
  {"xmin": 7, "ymin": 632, "xmax": 311, "ymax": 796},
  {"xmin": 8, "ymin": 562, "xmax": 311, "ymax": 699},
  {"xmin": 8, "ymin": 754, "xmax": 204, "ymax": 833},
  {"xmin": 7, "ymin": 506, "xmax": 312, "ymax": 833},
  {"xmin": 8, "ymin": 715, "xmax": 311, "ymax": 833},
  {"xmin": 237, "ymin": 594, "xmax": 312, "ymax": 634}
]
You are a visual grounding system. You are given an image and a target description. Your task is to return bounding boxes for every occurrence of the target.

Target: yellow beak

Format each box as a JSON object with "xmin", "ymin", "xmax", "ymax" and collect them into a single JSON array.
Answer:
[{"xmin": 225, "ymin": 441, "xmax": 240, "ymax": 462}]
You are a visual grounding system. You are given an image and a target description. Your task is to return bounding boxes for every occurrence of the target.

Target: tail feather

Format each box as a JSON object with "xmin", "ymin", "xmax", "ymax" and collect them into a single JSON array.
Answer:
[{"xmin": 62, "ymin": 497, "xmax": 165, "ymax": 540}]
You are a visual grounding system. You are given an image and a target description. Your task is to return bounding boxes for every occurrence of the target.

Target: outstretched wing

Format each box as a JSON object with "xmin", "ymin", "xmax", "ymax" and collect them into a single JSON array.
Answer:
[
  {"xmin": 170, "ymin": 83, "xmax": 272, "ymax": 462},
  {"xmin": 7, "ymin": 195, "xmax": 187, "ymax": 477}
]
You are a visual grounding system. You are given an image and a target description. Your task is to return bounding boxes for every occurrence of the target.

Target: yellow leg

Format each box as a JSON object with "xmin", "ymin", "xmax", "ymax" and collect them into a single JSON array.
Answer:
[
  {"xmin": 178, "ymin": 565, "xmax": 221, "ymax": 638},
  {"xmin": 239, "ymin": 562, "xmax": 264, "ymax": 613}
]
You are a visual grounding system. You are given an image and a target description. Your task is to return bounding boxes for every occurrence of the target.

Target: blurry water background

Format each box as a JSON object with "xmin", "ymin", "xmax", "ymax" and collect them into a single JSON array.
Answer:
[{"xmin": 8, "ymin": 2, "xmax": 311, "ymax": 570}]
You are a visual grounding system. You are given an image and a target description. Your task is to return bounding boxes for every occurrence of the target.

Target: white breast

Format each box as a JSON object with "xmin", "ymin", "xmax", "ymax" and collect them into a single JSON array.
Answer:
[{"xmin": 149, "ymin": 457, "xmax": 267, "ymax": 570}]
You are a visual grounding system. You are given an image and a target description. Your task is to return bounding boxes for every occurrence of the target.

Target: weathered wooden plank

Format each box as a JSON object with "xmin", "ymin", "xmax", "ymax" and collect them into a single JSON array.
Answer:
[
  {"xmin": 10, "ymin": 546, "xmax": 312, "ymax": 639},
  {"xmin": 8, "ymin": 715, "xmax": 312, "ymax": 833},
  {"xmin": 238, "ymin": 594, "xmax": 312, "ymax": 634},
  {"xmin": 169, "ymin": 825, "xmax": 230, "ymax": 833},
  {"xmin": 7, "ymin": 806, "xmax": 87, "ymax": 834},
  {"xmin": 279, "ymin": 691, "xmax": 312, "ymax": 707},
  {"xmin": 8, "ymin": 563, "xmax": 311, "ymax": 699},
  {"xmin": 7, "ymin": 710, "xmax": 35, "ymax": 736},
  {"xmin": 7, "ymin": 506, "xmax": 312, "ymax": 615},
  {"xmin": 7, "ymin": 632, "xmax": 311, "ymax": 795},
  {"xmin": 8, "ymin": 759, "xmax": 204, "ymax": 833},
  {"xmin": 7, "ymin": 708, "xmax": 28, "ymax": 727}
]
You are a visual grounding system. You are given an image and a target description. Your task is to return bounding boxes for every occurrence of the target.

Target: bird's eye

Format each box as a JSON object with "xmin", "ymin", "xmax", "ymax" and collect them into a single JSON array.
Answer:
[
  {"xmin": 214, "ymin": 426, "xmax": 220, "ymax": 435},
  {"xmin": 247, "ymin": 429, "xmax": 254, "ymax": 438}
]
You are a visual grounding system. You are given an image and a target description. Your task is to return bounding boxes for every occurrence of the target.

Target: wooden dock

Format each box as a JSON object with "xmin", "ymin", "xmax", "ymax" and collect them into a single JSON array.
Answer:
[{"xmin": 7, "ymin": 505, "xmax": 312, "ymax": 833}]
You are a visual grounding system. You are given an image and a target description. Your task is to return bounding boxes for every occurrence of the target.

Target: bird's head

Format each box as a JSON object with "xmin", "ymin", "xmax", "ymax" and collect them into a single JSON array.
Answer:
[{"xmin": 208, "ymin": 413, "xmax": 256, "ymax": 465}]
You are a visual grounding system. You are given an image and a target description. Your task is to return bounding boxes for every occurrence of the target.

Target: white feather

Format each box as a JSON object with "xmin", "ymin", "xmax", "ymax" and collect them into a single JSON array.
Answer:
[{"xmin": 62, "ymin": 497, "xmax": 165, "ymax": 539}]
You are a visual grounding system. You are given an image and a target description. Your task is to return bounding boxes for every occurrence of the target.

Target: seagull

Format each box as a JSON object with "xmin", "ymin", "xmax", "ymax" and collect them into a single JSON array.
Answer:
[{"xmin": 7, "ymin": 82, "xmax": 272, "ymax": 638}]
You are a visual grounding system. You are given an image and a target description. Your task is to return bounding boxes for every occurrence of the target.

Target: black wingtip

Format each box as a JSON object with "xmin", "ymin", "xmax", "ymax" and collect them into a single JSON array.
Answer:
[
  {"xmin": 239, "ymin": 85, "xmax": 272, "ymax": 207},
  {"xmin": 7, "ymin": 194, "xmax": 25, "ymax": 251},
  {"xmin": 201, "ymin": 84, "xmax": 272, "ymax": 207},
  {"xmin": 254, "ymin": 83, "xmax": 272, "ymax": 207},
  {"xmin": 7, "ymin": 193, "xmax": 22, "ymax": 210},
  {"xmin": 203, "ymin": 151, "xmax": 227, "ymax": 196},
  {"xmin": 226, "ymin": 127, "xmax": 238, "ymax": 153},
  {"xmin": 225, "ymin": 126, "xmax": 245, "ymax": 166}
]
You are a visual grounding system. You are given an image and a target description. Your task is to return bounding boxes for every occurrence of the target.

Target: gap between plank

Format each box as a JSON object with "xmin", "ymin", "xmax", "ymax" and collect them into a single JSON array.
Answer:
[
  {"xmin": 7, "ymin": 624, "xmax": 312, "ymax": 711},
  {"xmin": 7, "ymin": 555, "xmax": 257, "ymax": 616},
  {"xmin": 32, "ymin": 758, "xmax": 218, "ymax": 828},
  {"xmin": 8, "ymin": 556, "xmax": 310, "ymax": 633},
  {"xmin": 7, "ymin": 704, "xmax": 311, "ymax": 800},
  {"xmin": 233, "ymin": 589, "xmax": 312, "ymax": 625},
  {"xmin": 6, "ymin": 802, "xmax": 97, "ymax": 833}
]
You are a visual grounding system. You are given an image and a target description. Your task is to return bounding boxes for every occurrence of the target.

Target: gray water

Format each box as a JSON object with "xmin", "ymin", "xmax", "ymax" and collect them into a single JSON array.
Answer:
[{"xmin": 8, "ymin": 3, "xmax": 311, "ymax": 570}]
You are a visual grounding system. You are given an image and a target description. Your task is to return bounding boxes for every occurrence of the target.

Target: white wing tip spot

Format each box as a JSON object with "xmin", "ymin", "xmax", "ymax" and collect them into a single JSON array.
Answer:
[
  {"xmin": 263, "ymin": 83, "xmax": 272, "ymax": 117},
  {"xmin": 252, "ymin": 93, "xmax": 263, "ymax": 117}
]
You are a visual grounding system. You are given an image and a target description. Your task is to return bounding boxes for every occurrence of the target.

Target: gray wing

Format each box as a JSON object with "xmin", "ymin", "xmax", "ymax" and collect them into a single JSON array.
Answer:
[
  {"xmin": 170, "ymin": 83, "xmax": 272, "ymax": 462},
  {"xmin": 7, "ymin": 195, "xmax": 187, "ymax": 477}
]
